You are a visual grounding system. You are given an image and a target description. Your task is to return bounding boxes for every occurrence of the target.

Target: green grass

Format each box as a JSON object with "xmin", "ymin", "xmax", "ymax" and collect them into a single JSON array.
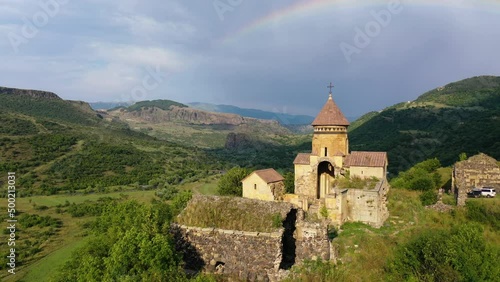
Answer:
[
  {"xmin": 18, "ymin": 190, "xmax": 157, "ymax": 209},
  {"xmin": 13, "ymin": 237, "xmax": 90, "ymax": 282},
  {"xmin": 179, "ymin": 176, "xmax": 220, "ymax": 196}
]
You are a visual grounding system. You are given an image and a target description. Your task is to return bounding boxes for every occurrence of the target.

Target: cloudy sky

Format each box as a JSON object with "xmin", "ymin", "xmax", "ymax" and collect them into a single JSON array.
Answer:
[{"xmin": 1, "ymin": 0, "xmax": 500, "ymax": 117}]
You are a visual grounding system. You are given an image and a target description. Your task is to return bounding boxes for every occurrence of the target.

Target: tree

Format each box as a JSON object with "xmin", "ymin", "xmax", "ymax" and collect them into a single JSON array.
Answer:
[
  {"xmin": 284, "ymin": 172, "xmax": 294, "ymax": 193},
  {"xmin": 54, "ymin": 200, "xmax": 188, "ymax": 282},
  {"xmin": 217, "ymin": 167, "xmax": 250, "ymax": 196}
]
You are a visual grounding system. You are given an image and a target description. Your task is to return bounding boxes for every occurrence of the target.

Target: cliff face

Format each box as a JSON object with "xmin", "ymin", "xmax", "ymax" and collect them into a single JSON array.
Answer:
[
  {"xmin": 0, "ymin": 87, "xmax": 62, "ymax": 100},
  {"xmin": 113, "ymin": 106, "xmax": 283, "ymax": 127}
]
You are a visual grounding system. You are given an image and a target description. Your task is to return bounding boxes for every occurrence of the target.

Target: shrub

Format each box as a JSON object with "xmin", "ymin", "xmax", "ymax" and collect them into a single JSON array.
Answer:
[
  {"xmin": 217, "ymin": 167, "xmax": 250, "ymax": 196},
  {"xmin": 320, "ymin": 205, "xmax": 329, "ymax": 219},
  {"xmin": 414, "ymin": 158, "xmax": 441, "ymax": 172},
  {"xmin": 409, "ymin": 176, "xmax": 435, "ymax": 191},
  {"xmin": 466, "ymin": 200, "xmax": 500, "ymax": 230},
  {"xmin": 272, "ymin": 213, "xmax": 283, "ymax": 228},
  {"xmin": 387, "ymin": 224, "xmax": 500, "ymax": 282},
  {"xmin": 420, "ymin": 190, "xmax": 438, "ymax": 206},
  {"xmin": 155, "ymin": 185, "xmax": 179, "ymax": 200}
]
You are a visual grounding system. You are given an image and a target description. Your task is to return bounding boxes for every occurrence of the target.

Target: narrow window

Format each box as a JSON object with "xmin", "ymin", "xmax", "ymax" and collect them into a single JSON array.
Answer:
[
  {"xmin": 254, "ymin": 184, "xmax": 257, "ymax": 189},
  {"xmin": 324, "ymin": 147, "xmax": 328, "ymax": 157}
]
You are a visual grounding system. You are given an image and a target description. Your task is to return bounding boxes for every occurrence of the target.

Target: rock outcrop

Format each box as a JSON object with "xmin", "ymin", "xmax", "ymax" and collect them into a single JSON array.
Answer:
[
  {"xmin": 111, "ymin": 105, "xmax": 286, "ymax": 128},
  {"xmin": 0, "ymin": 86, "xmax": 62, "ymax": 100}
]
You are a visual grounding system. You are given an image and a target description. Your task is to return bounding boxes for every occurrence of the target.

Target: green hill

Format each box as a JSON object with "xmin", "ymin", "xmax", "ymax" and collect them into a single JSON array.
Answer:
[
  {"xmin": 126, "ymin": 99, "xmax": 188, "ymax": 111},
  {"xmin": 349, "ymin": 76, "xmax": 500, "ymax": 174},
  {"xmin": 0, "ymin": 88, "xmax": 223, "ymax": 195},
  {"xmin": 0, "ymin": 88, "xmax": 306, "ymax": 196},
  {"xmin": 0, "ymin": 87, "xmax": 102, "ymax": 126}
]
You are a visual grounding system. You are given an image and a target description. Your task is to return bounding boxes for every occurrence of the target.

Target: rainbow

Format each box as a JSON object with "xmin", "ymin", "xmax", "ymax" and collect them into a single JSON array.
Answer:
[{"xmin": 219, "ymin": 0, "xmax": 500, "ymax": 45}]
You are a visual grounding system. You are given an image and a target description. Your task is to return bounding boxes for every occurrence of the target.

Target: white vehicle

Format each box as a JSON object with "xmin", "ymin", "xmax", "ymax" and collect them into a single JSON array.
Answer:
[{"xmin": 481, "ymin": 187, "xmax": 496, "ymax": 198}]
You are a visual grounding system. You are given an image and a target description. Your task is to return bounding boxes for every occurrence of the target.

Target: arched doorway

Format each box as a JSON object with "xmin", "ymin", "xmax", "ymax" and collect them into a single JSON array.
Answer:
[{"xmin": 317, "ymin": 161, "xmax": 335, "ymax": 199}]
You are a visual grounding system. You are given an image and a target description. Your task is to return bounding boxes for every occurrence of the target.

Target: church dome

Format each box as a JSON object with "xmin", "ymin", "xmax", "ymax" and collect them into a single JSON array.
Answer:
[{"xmin": 311, "ymin": 94, "xmax": 350, "ymax": 126}]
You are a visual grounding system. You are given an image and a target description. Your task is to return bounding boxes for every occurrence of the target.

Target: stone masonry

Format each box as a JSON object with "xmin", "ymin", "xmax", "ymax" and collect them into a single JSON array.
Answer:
[{"xmin": 453, "ymin": 153, "xmax": 500, "ymax": 206}]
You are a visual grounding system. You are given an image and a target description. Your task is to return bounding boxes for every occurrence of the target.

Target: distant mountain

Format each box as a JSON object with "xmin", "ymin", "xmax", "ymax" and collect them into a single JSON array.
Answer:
[
  {"xmin": 349, "ymin": 76, "xmax": 500, "ymax": 174},
  {"xmin": 188, "ymin": 102, "xmax": 315, "ymax": 125},
  {"xmin": 89, "ymin": 102, "xmax": 131, "ymax": 110},
  {"xmin": 107, "ymin": 100, "xmax": 292, "ymax": 148}
]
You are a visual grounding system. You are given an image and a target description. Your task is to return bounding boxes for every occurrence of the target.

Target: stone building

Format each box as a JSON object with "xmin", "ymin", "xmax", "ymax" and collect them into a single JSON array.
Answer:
[
  {"xmin": 172, "ymin": 196, "xmax": 331, "ymax": 281},
  {"xmin": 286, "ymin": 93, "xmax": 389, "ymax": 227},
  {"xmin": 452, "ymin": 153, "xmax": 500, "ymax": 206},
  {"xmin": 242, "ymin": 168, "xmax": 285, "ymax": 201}
]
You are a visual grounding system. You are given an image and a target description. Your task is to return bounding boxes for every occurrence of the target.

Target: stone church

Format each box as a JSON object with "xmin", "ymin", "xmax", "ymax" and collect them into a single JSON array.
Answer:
[{"xmin": 243, "ymin": 91, "xmax": 390, "ymax": 227}]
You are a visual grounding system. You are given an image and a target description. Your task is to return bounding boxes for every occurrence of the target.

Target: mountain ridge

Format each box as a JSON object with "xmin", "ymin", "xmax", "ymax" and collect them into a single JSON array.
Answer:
[
  {"xmin": 349, "ymin": 75, "xmax": 500, "ymax": 174},
  {"xmin": 188, "ymin": 102, "xmax": 315, "ymax": 125}
]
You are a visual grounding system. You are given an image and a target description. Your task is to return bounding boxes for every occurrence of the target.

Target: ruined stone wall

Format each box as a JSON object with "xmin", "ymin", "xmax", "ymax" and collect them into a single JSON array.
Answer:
[
  {"xmin": 171, "ymin": 224, "xmax": 283, "ymax": 281},
  {"xmin": 270, "ymin": 181, "xmax": 285, "ymax": 202},
  {"xmin": 294, "ymin": 210, "xmax": 331, "ymax": 262},
  {"xmin": 453, "ymin": 154, "xmax": 500, "ymax": 206},
  {"xmin": 346, "ymin": 180, "xmax": 389, "ymax": 228},
  {"xmin": 172, "ymin": 208, "xmax": 334, "ymax": 281},
  {"xmin": 294, "ymin": 164, "xmax": 315, "ymax": 198}
]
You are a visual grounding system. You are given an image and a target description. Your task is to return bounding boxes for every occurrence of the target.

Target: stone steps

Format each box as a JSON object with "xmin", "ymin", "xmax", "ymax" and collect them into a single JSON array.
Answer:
[{"xmin": 307, "ymin": 199, "xmax": 325, "ymax": 216}]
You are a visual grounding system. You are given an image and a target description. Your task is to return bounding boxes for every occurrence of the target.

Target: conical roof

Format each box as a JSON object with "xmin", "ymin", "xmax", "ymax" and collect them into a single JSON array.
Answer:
[{"xmin": 311, "ymin": 94, "xmax": 350, "ymax": 126}]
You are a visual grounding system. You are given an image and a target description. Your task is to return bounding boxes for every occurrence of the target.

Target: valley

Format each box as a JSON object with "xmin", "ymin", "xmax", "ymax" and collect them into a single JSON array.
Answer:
[{"xmin": 0, "ymin": 76, "xmax": 499, "ymax": 281}]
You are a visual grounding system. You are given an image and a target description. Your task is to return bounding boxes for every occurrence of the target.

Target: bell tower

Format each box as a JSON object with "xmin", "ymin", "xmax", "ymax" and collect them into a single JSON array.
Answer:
[{"xmin": 311, "ymin": 84, "xmax": 350, "ymax": 158}]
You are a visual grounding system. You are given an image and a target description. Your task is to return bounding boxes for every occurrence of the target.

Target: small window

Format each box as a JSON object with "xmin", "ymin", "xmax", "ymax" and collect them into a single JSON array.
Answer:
[
  {"xmin": 254, "ymin": 184, "xmax": 257, "ymax": 189},
  {"xmin": 324, "ymin": 147, "xmax": 328, "ymax": 157}
]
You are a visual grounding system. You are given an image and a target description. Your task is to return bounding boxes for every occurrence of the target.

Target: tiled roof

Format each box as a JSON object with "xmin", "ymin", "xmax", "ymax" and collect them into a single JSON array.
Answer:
[
  {"xmin": 311, "ymin": 95, "xmax": 350, "ymax": 126},
  {"xmin": 251, "ymin": 168, "xmax": 284, "ymax": 183},
  {"xmin": 334, "ymin": 151, "xmax": 345, "ymax": 156},
  {"xmin": 293, "ymin": 153, "xmax": 311, "ymax": 165},
  {"xmin": 344, "ymin": 151, "xmax": 387, "ymax": 167}
]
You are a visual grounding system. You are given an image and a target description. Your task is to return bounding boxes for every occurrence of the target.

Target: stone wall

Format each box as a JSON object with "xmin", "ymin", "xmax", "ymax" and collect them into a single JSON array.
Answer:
[
  {"xmin": 346, "ymin": 180, "xmax": 389, "ymax": 228},
  {"xmin": 171, "ymin": 224, "xmax": 283, "ymax": 281},
  {"xmin": 294, "ymin": 210, "xmax": 331, "ymax": 262},
  {"xmin": 453, "ymin": 153, "xmax": 500, "ymax": 206},
  {"xmin": 172, "ymin": 207, "xmax": 334, "ymax": 281}
]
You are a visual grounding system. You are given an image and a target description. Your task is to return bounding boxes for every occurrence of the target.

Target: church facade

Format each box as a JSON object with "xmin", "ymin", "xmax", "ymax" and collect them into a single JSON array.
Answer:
[
  {"xmin": 243, "ymin": 91, "xmax": 390, "ymax": 227},
  {"xmin": 286, "ymin": 93, "xmax": 389, "ymax": 227},
  {"xmin": 293, "ymin": 93, "xmax": 388, "ymax": 199}
]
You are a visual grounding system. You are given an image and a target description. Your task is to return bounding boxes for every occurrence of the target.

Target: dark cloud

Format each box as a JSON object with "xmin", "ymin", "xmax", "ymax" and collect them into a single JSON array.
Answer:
[{"xmin": 1, "ymin": 1, "xmax": 499, "ymax": 116}]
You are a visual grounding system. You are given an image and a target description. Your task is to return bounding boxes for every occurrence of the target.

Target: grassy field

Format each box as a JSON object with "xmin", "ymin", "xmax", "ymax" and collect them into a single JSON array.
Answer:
[
  {"xmin": 179, "ymin": 175, "xmax": 220, "ymax": 195},
  {"xmin": 16, "ymin": 237, "xmax": 89, "ymax": 282},
  {"xmin": 19, "ymin": 189, "xmax": 158, "ymax": 210}
]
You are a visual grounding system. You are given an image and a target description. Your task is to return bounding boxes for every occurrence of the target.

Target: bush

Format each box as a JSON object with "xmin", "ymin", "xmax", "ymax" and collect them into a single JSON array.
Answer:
[
  {"xmin": 320, "ymin": 205, "xmax": 329, "ymax": 219},
  {"xmin": 217, "ymin": 167, "xmax": 250, "ymax": 196},
  {"xmin": 387, "ymin": 224, "xmax": 500, "ymax": 282},
  {"xmin": 155, "ymin": 185, "xmax": 179, "ymax": 200},
  {"xmin": 420, "ymin": 190, "xmax": 438, "ymax": 206},
  {"xmin": 466, "ymin": 200, "xmax": 500, "ymax": 230},
  {"xmin": 409, "ymin": 176, "xmax": 435, "ymax": 191},
  {"xmin": 414, "ymin": 158, "xmax": 441, "ymax": 172},
  {"xmin": 390, "ymin": 158, "xmax": 442, "ymax": 190}
]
